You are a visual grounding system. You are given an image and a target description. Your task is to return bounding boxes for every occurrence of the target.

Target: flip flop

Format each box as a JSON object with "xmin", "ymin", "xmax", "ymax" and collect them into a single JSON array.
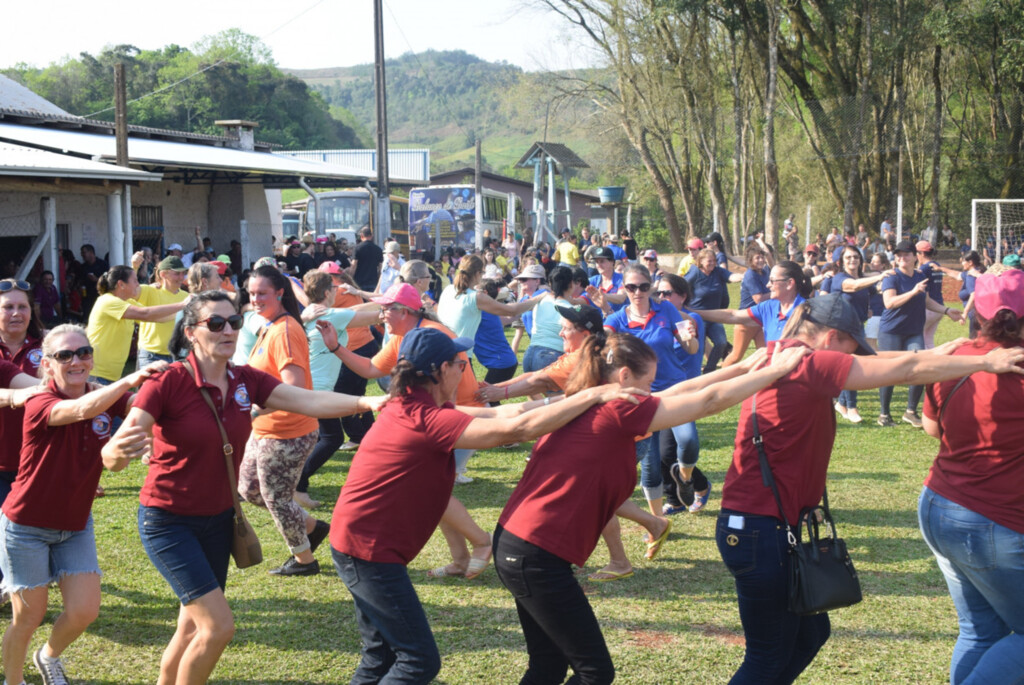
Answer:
[
  {"xmin": 426, "ymin": 565, "xmax": 465, "ymax": 579},
  {"xmin": 587, "ymin": 568, "xmax": 635, "ymax": 582},
  {"xmin": 644, "ymin": 519, "xmax": 673, "ymax": 561}
]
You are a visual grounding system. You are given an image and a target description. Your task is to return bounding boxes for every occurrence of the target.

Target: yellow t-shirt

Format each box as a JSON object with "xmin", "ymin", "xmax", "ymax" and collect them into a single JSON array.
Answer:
[
  {"xmin": 136, "ymin": 285, "xmax": 188, "ymax": 356},
  {"xmin": 677, "ymin": 255, "xmax": 696, "ymax": 276},
  {"xmin": 87, "ymin": 293, "xmax": 138, "ymax": 381},
  {"xmin": 555, "ymin": 242, "xmax": 580, "ymax": 266}
]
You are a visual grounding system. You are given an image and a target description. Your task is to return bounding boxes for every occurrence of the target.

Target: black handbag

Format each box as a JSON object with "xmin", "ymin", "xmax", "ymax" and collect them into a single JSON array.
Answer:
[{"xmin": 751, "ymin": 395, "xmax": 862, "ymax": 616}]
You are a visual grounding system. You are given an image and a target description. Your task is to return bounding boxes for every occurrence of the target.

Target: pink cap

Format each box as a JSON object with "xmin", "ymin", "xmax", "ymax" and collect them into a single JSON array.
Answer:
[
  {"xmin": 373, "ymin": 283, "xmax": 423, "ymax": 310},
  {"xmin": 687, "ymin": 238, "xmax": 705, "ymax": 250},
  {"xmin": 210, "ymin": 260, "xmax": 228, "ymax": 275},
  {"xmin": 643, "ymin": 249, "xmax": 658, "ymax": 260},
  {"xmin": 916, "ymin": 240, "xmax": 934, "ymax": 253},
  {"xmin": 974, "ymin": 269, "xmax": 1024, "ymax": 320},
  {"xmin": 318, "ymin": 261, "xmax": 342, "ymax": 275}
]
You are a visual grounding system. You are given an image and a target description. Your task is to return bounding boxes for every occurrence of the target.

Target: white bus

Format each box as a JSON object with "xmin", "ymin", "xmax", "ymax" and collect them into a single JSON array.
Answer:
[{"xmin": 408, "ymin": 184, "xmax": 522, "ymax": 256}]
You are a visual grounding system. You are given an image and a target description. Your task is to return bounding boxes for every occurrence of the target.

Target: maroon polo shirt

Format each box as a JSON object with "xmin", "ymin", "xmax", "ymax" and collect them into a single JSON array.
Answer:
[
  {"xmin": 3, "ymin": 381, "xmax": 129, "ymax": 530},
  {"xmin": 134, "ymin": 354, "xmax": 281, "ymax": 516},
  {"xmin": 0, "ymin": 338, "xmax": 42, "ymax": 473},
  {"xmin": 330, "ymin": 387, "xmax": 474, "ymax": 565}
]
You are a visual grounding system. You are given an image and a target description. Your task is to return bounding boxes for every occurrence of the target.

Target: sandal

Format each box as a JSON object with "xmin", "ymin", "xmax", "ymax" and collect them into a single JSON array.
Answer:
[
  {"xmin": 426, "ymin": 564, "xmax": 465, "ymax": 579},
  {"xmin": 644, "ymin": 518, "xmax": 672, "ymax": 561},
  {"xmin": 465, "ymin": 537, "xmax": 492, "ymax": 580},
  {"xmin": 587, "ymin": 568, "xmax": 634, "ymax": 582}
]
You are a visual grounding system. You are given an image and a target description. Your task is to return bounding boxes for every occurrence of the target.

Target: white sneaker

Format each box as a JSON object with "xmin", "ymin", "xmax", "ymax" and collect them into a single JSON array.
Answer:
[
  {"xmin": 834, "ymin": 402, "xmax": 848, "ymax": 418},
  {"xmin": 454, "ymin": 473, "xmax": 474, "ymax": 485},
  {"xmin": 846, "ymin": 408, "xmax": 862, "ymax": 423},
  {"xmin": 340, "ymin": 441, "xmax": 360, "ymax": 451}
]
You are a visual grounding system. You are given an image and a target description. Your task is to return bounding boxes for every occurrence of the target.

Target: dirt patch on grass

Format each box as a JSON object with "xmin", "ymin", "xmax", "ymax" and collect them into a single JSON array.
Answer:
[
  {"xmin": 692, "ymin": 623, "xmax": 746, "ymax": 646},
  {"xmin": 625, "ymin": 628, "xmax": 677, "ymax": 649}
]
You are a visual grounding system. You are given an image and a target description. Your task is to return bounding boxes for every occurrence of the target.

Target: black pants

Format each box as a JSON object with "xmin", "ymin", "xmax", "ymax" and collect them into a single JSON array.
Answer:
[
  {"xmin": 297, "ymin": 417, "xmax": 344, "ymax": 494},
  {"xmin": 483, "ymin": 364, "xmax": 518, "ymax": 406},
  {"xmin": 659, "ymin": 430, "xmax": 708, "ymax": 507},
  {"xmin": 494, "ymin": 526, "xmax": 614, "ymax": 685},
  {"xmin": 336, "ymin": 339, "xmax": 380, "ymax": 444}
]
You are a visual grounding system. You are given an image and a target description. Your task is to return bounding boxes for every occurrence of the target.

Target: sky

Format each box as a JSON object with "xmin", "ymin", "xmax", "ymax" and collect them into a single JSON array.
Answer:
[{"xmin": 2, "ymin": 0, "xmax": 595, "ymax": 72}]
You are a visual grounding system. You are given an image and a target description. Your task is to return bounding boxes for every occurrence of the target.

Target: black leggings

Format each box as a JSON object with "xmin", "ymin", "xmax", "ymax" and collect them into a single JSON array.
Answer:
[
  {"xmin": 483, "ymin": 365, "xmax": 518, "ymax": 406},
  {"xmin": 336, "ymin": 339, "xmax": 380, "ymax": 444}
]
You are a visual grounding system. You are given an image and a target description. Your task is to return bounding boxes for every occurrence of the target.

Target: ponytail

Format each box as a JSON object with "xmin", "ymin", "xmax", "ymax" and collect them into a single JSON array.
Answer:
[
  {"xmin": 564, "ymin": 331, "xmax": 656, "ymax": 396},
  {"xmin": 97, "ymin": 265, "xmax": 135, "ymax": 295},
  {"xmin": 453, "ymin": 255, "xmax": 483, "ymax": 294},
  {"xmin": 778, "ymin": 260, "xmax": 813, "ymax": 298}
]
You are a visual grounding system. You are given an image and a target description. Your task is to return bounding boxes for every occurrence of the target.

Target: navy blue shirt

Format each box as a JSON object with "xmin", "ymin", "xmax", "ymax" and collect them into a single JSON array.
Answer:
[
  {"xmin": 739, "ymin": 267, "xmax": 770, "ymax": 309},
  {"xmin": 880, "ymin": 270, "xmax": 928, "ymax": 335},
  {"xmin": 748, "ymin": 296, "xmax": 806, "ymax": 343},
  {"xmin": 958, "ymin": 271, "xmax": 977, "ymax": 306},
  {"xmin": 684, "ymin": 265, "xmax": 732, "ymax": 310},
  {"xmin": 474, "ymin": 311, "xmax": 518, "ymax": 370},
  {"xmin": 605, "ymin": 299, "xmax": 686, "ymax": 391},
  {"xmin": 918, "ymin": 261, "xmax": 945, "ymax": 304},
  {"xmin": 831, "ymin": 272, "xmax": 871, "ymax": 323}
]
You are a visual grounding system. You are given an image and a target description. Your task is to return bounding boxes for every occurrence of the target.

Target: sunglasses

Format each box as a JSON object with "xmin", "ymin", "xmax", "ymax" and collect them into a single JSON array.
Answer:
[
  {"xmin": 49, "ymin": 345, "xmax": 94, "ymax": 363},
  {"xmin": 656, "ymin": 290, "xmax": 675, "ymax": 298},
  {"xmin": 623, "ymin": 283, "xmax": 651, "ymax": 293},
  {"xmin": 0, "ymin": 279, "xmax": 31, "ymax": 293},
  {"xmin": 197, "ymin": 314, "xmax": 244, "ymax": 332}
]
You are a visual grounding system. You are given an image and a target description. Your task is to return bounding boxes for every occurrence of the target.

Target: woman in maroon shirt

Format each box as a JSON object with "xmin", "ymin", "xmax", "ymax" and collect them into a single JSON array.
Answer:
[
  {"xmin": 494, "ymin": 332, "xmax": 810, "ymax": 684},
  {"xmin": 102, "ymin": 290, "xmax": 384, "ymax": 685},
  {"xmin": 0, "ymin": 324, "xmax": 163, "ymax": 685}
]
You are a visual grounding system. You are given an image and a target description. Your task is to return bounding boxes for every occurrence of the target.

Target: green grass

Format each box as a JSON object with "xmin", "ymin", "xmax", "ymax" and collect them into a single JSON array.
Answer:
[{"xmin": 4, "ymin": 295, "xmax": 970, "ymax": 684}]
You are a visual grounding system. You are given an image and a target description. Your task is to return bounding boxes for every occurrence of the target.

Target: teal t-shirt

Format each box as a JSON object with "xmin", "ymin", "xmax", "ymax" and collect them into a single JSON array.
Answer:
[
  {"xmin": 304, "ymin": 308, "xmax": 356, "ymax": 391},
  {"xmin": 530, "ymin": 296, "xmax": 571, "ymax": 351},
  {"xmin": 438, "ymin": 286, "xmax": 482, "ymax": 356},
  {"xmin": 232, "ymin": 310, "xmax": 266, "ymax": 367}
]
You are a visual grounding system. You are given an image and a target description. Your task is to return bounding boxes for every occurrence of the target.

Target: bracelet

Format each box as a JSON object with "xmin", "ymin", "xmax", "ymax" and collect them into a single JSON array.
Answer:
[
  {"xmin": 329, "ymin": 343, "xmax": 340, "ymax": 354},
  {"xmin": 944, "ymin": 307, "xmax": 951, "ymax": 316},
  {"xmin": 504, "ymin": 386, "xmax": 510, "ymax": 400}
]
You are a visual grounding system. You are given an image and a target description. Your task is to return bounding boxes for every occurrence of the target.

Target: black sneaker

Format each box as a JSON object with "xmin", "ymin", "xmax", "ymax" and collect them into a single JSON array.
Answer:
[
  {"xmin": 268, "ymin": 557, "xmax": 320, "ymax": 577},
  {"xmin": 34, "ymin": 647, "xmax": 70, "ymax": 685},
  {"xmin": 670, "ymin": 463, "xmax": 695, "ymax": 507},
  {"xmin": 308, "ymin": 519, "xmax": 330, "ymax": 554},
  {"xmin": 877, "ymin": 414, "xmax": 894, "ymax": 427}
]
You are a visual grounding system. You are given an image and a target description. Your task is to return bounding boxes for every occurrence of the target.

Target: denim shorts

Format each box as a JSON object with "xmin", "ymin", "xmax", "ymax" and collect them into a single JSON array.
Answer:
[
  {"xmin": 0, "ymin": 513, "xmax": 101, "ymax": 594},
  {"xmin": 138, "ymin": 505, "xmax": 234, "ymax": 605}
]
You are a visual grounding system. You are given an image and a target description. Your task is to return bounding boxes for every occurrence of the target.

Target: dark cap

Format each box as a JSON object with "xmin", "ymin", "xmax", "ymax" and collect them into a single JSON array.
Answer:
[
  {"xmin": 397, "ymin": 327, "xmax": 473, "ymax": 377},
  {"xmin": 804, "ymin": 293, "xmax": 875, "ymax": 356},
  {"xmin": 894, "ymin": 240, "xmax": 917, "ymax": 254},
  {"xmin": 157, "ymin": 256, "xmax": 187, "ymax": 272},
  {"xmin": 592, "ymin": 246, "xmax": 616, "ymax": 261},
  {"xmin": 555, "ymin": 303, "xmax": 604, "ymax": 332}
]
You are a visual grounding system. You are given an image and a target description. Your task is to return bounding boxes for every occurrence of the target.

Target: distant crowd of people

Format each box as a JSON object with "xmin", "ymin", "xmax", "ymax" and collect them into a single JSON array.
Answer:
[{"xmin": 0, "ymin": 218, "xmax": 1022, "ymax": 685}]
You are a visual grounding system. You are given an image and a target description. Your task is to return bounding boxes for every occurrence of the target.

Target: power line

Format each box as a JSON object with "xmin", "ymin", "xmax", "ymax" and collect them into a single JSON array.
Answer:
[{"xmin": 78, "ymin": 0, "xmax": 328, "ymax": 119}]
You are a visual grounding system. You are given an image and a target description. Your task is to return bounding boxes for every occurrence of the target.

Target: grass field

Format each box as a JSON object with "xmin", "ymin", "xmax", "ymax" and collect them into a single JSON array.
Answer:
[{"xmin": 3, "ymin": 306, "xmax": 972, "ymax": 684}]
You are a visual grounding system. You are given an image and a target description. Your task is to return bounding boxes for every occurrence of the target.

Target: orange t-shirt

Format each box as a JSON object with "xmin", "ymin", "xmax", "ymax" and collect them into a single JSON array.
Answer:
[
  {"xmin": 221, "ymin": 280, "xmax": 236, "ymax": 294},
  {"xmin": 542, "ymin": 348, "xmax": 579, "ymax": 390},
  {"xmin": 334, "ymin": 291, "xmax": 375, "ymax": 350},
  {"xmin": 372, "ymin": 319, "xmax": 482, "ymax": 407},
  {"xmin": 247, "ymin": 316, "xmax": 319, "ymax": 439}
]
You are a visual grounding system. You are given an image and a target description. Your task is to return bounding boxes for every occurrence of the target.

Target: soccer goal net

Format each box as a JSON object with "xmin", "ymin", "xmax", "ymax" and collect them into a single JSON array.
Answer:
[{"xmin": 971, "ymin": 199, "xmax": 1024, "ymax": 263}]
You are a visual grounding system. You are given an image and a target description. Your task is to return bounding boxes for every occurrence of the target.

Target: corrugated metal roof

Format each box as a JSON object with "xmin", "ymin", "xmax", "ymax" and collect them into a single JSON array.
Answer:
[
  {"xmin": 0, "ymin": 76, "xmax": 72, "ymax": 117},
  {"xmin": 0, "ymin": 122, "xmax": 373, "ymax": 180},
  {"xmin": 515, "ymin": 142, "xmax": 589, "ymax": 169},
  {"xmin": 0, "ymin": 142, "xmax": 162, "ymax": 181},
  {"xmin": 278, "ymin": 149, "xmax": 430, "ymax": 183}
]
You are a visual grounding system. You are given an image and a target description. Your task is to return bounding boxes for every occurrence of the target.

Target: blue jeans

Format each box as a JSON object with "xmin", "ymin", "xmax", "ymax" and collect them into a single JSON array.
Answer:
[
  {"xmin": 635, "ymin": 434, "xmax": 663, "ymax": 501},
  {"xmin": 332, "ymin": 548, "xmax": 440, "ymax": 684},
  {"xmin": 138, "ymin": 505, "xmax": 234, "ymax": 604},
  {"xmin": 703, "ymin": 321, "xmax": 729, "ymax": 373},
  {"xmin": 137, "ymin": 348, "xmax": 173, "ymax": 370},
  {"xmin": 493, "ymin": 526, "xmax": 614, "ymax": 685},
  {"xmin": 523, "ymin": 344, "xmax": 562, "ymax": 373},
  {"xmin": 876, "ymin": 330, "xmax": 925, "ymax": 415},
  {"xmin": 918, "ymin": 487, "xmax": 1024, "ymax": 685},
  {"xmin": 836, "ymin": 389, "xmax": 858, "ymax": 410},
  {"xmin": 716, "ymin": 511, "xmax": 831, "ymax": 684}
]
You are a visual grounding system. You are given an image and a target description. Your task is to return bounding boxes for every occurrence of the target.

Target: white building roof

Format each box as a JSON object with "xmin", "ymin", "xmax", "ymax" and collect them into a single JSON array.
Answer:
[{"xmin": 0, "ymin": 142, "xmax": 161, "ymax": 182}]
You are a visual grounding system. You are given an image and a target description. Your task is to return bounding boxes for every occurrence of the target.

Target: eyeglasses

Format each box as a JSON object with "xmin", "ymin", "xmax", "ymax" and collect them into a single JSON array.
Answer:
[
  {"xmin": 623, "ymin": 283, "xmax": 651, "ymax": 293},
  {"xmin": 451, "ymin": 359, "xmax": 468, "ymax": 371},
  {"xmin": 656, "ymin": 290, "xmax": 675, "ymax": 298},
  {"xmin": 48, "ymin": 346, "xmax": 94, "ymax": 363},
  {"xmin": 0, "ymin": 280, "xmax": 30, "ymax": 293},
  {"xmin": 769, "ymin": 278, "xmax": 792, "ymax": 284},
  {"xmin": 197, "ymin": 314, "xmax": 244, "ymax": 332}
]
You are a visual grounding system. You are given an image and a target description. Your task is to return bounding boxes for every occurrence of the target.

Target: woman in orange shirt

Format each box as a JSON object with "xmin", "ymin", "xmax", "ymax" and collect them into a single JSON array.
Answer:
[{"xmin": 240, "ymin": 265, "xmax": 327, "ymax": 577}]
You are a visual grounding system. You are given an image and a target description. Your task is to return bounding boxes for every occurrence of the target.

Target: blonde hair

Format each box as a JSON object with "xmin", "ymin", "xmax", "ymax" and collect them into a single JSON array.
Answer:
[
  {"xmin": 453, "ymin": 255, "xmax": 484, "ymax": 294},
  {"xmin": 39, "ymin": 324, "xmax": 89, "ymax": 383},
  {"xmin": 187, "ymin": 262, "xmax": 219, "ymax": 292}
]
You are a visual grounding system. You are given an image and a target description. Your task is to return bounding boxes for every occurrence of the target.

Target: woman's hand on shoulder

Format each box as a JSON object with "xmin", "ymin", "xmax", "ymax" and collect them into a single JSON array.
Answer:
[
  {"xmin": 10, "ymin": 384, "xmax": 45, "ymax": 408},
  {"xmin": 363, "ymin": 394, "xmax": 389, "ymax": 413},
  {"xmin": 128, "ymin": 361, "xmax": 170, "ymax": 387},
  {"xmin": 302, "ymin": 304, "xmax": 328, "ymax": 323},
  {"xmin": 930, "ymin": 338, "xmax": 969, "ymax": 356},
  {"xmin": 739, "ymin": 347, "xmax": 769, "ymax": 372},
  {"xmin": 983, "ymin": 345, "xmax": 1024, "ymax": 375},
  {"xmin": 586, "ymin": 382, "xmax": 648, "ymax": 406},
  {"xmin": 768, "ymin": 345, "xmax": 810, "ymax": 374}
]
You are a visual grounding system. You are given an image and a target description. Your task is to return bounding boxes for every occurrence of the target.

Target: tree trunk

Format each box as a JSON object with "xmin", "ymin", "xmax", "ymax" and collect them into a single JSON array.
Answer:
[
  {"xmin": 929, "ymin": 44, "xmax": 943, "ymax": 230},
  {"xmin": 763, "ymin": 0, "xmax": 781, "ymax": 246}
]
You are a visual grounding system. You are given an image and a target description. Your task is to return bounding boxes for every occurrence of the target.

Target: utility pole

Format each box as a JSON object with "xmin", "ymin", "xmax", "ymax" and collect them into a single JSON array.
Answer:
[
  {"xmin": 474, "ymin": 139, "xmax": 483, "ymax": 251},
  {"xmin": 372, "ymin": 0, "xmax": 391, "ymax": 247}
]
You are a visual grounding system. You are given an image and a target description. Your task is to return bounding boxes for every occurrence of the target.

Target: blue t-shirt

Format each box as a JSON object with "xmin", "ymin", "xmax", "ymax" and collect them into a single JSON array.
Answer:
[
  {"xmin": 684, "ymin": 265, "xmax": 732, "ymax": 310},
  {"xmin": 818, "ymin": 276, "xmax": 833, "ymax": 297},
  {"xmin": 880, "ymin": 270, "xmax": 928, "ymax": 335},
  {"xmin": 604, "ymin": 299, "xmax": 686, "ymax": 391},
  {"xmin": 716, "ymin": 251, "xmax": 728, "ymax": 268},
  {"xmin": 830, "ymin": 272, "xmax": 871, "ymax": 323},
  {"xmin": 739, "ymin": 267, "xmax": 770, "ymax": 309},
  {"xmin": 609, "ymin": 245, "xmax": 628, "ymax": 261},
  {"xmin": 590, "ymin": 272, "xmax": 626, "ymax": 313},
  {"xmin": 918, "ymin": 261, "xmax": 945, "ymax": 303},
  {"xmin": 958, "ymin": 271, "xmax": 976, "ymax": 306},
  {"xmin": 748, "ymin": 295, "xmax": 806, "ymax": 342},
  {"xmin": 868, "ymin": 283, "xmax": 885, "ymax": 318},
  {"xmin": 474, "ymin": 311, "xmax": 518, "ymax": 370},
  {"xmin": 678, "ymin": 308, "xmax": 705, "ymax": 381}
]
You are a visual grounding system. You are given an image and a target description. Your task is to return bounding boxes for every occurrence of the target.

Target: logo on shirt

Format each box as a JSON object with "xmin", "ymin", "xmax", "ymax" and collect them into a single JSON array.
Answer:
[
  {"xmin": 234, "ymin": 384, "xmax": 251, "ymax": 411},
  {"xmin": 91, "ymin": 412, "xmax": 112, "ymax": 439},
  {"xmin": 27, "ymin": 349, "xmax": 43, "ymax": 368}
]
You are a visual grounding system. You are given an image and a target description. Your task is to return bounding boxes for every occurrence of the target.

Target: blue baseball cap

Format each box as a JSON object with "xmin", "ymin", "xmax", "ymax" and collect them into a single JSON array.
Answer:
[
  {"xmin": 804, "ymin": 293, "xmax": 875, "ymax": 356},
  {"xmin": 398, "ymin": 327, "xmax": 473, "ymax": 377}
]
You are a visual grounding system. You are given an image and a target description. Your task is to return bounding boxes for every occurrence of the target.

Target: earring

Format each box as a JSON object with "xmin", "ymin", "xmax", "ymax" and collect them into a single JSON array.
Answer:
[{"xmin": 277, "ymin": 296, "xmax": 282, "ymax": 301}]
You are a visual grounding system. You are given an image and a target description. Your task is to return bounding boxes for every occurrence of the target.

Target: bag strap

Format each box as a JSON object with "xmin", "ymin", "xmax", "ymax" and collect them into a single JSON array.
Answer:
[
  {"xmin": 939, "ymin": 375, "xmax": 972, "ymax": 424},
  {"xmin": 751, "ymin": 394, "xmax": 797, "ymax": 547},
  {"xmin": 182, "ymin": 360, "xmax": 246, "ymax": 519}
]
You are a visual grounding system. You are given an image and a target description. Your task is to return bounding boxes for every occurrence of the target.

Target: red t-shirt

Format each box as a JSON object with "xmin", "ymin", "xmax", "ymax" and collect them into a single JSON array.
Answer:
[
  {"xmin": 134, "ymin": 355, "xmax": 282, "ymax": 516},
  {"xmin": 0, "ymin": 338, "xmax": 42, "ymax": 473},
  {"xmin": 329, "ymin": 387, "xmax": 474, "ymax": 564},
  {"xmin": 3, "ymin": 382, "xmax": 130, "ymax": 530},
  {"xmin": 499, "ymin": 395, "xmax": 661, "ymax": 567},
  {"xmin": 720, "ymin": 341, "xmax": 854, "ymax": 526},
  {"xmin": 923, "ymin": 339, "xmax": 1024, "ymax": 533}
]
